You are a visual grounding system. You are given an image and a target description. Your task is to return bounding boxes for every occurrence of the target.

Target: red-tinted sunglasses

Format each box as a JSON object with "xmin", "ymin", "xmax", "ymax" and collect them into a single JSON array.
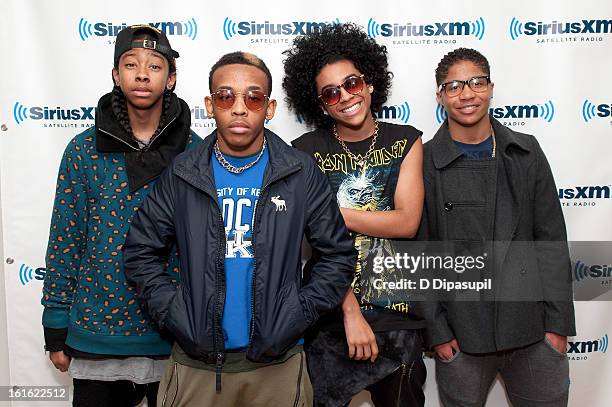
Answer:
[{"xmin": 210, "ymin": 89, "xmax": 269, "ymax": 111}]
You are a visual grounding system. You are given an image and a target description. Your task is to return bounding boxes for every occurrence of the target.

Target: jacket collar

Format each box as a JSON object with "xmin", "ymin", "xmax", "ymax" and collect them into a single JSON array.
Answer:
[
  {"xmin": 95, "ymin": 91, "xmax": 188, "ymax": 152},
  {"xmin": 174, "ymin": 128, "xmax": 302, "ymax": 197},
  {"xmin": 431, "ymin": 116, "xmax": 531, "ymax": 169},
  {"xmin": 94, "ymin": 92, "xmax": 191, "ymax": 192},
  {"xmin": 491, "ymin": 117, "xmax": 531, "ymax": 156}
]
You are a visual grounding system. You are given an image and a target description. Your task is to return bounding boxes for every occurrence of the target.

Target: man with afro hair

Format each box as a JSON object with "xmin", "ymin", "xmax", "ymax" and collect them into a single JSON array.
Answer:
[{"xmin": 284, "ymin": 23, "xmax": 427, "ymax": 407}]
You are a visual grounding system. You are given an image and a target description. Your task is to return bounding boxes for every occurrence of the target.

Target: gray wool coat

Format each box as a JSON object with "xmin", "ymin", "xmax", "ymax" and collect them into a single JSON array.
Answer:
[{"xmin": 418, "ymin": 117, "xmax": 576, "ymax": 353}]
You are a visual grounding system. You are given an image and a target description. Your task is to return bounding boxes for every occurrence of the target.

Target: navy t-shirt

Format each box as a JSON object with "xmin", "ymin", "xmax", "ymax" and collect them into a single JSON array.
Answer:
[
  {"xmin": 212, "ymin": 147, "xmax": 268, "ymax": 350},
  {"xmin": 454, "ymin": 136, "xmax": 493, "ymax": 160}
]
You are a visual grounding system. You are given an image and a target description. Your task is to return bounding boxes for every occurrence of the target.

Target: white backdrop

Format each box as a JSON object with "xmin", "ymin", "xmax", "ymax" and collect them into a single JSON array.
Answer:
[{"xmin": 1, "ymin": 1, "xmax": 611, "ymax": 405}]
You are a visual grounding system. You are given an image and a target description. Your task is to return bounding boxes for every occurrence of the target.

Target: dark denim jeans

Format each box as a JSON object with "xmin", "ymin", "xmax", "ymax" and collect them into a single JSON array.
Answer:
[{"xmin": 436, "ymin": 338, "xmax": 570, "ymax": 407}]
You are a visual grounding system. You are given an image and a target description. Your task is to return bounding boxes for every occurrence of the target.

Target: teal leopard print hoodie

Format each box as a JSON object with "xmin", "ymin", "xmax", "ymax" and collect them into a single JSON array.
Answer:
[{"xmin": 42, "ymin": 92, "xmax": 201, "ymax": 356}]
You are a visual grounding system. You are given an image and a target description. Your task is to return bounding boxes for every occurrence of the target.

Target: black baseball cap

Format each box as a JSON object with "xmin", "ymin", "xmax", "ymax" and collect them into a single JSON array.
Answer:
[{"xmin": 114, "ymin": 24, "xmax": 180, "ymax": 67}]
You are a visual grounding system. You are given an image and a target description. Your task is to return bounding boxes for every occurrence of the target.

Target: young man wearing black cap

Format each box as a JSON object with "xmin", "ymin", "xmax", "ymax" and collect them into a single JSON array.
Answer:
[
  {"xmin": 41, "ymin": 25, "xmax": 200, "ymax": 406},
  {"xmin": 123, "ymin": 51, "xmax": 357, "ymax": 406}
]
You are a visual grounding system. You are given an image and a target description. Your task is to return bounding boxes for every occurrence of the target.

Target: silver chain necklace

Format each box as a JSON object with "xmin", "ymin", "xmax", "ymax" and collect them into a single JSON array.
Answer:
[
  {"xmin": 214, "ymin": 137, "xmax": 267, "ymax": 174},
  {"xmin": 333, "ymin": 119, "xmax": 379, "ymax": 169}
]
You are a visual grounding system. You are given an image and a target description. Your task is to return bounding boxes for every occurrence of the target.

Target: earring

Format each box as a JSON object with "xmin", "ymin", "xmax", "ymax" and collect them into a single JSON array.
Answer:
[
  {"xmin": 167, "ymin": 85, "xmax": 173, "ymax": 90},
  {"xmin": 323, "ymin": 111, "xmax": 329, "ymax": 115},
  {"xmin": 368, "ymin": 85, "xmax": 374, "ymax": 92}
]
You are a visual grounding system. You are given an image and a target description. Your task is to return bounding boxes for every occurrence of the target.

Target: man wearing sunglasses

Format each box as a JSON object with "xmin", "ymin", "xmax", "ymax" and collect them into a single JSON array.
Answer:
[
  {"xmin": 284, "ymin": 23, "xmax": 426, "ymax": 406},
  {"xmin": 419, "ymin": 48, "xmax": 575, "ymax": 406},
  {"xmin": 123, "ymin": 51, "xmax": 356, "ymax": 406}
]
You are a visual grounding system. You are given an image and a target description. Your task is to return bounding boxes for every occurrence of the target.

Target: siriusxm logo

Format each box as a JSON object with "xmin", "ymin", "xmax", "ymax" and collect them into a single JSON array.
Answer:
[
  {"xmin": 435, "ymin": 101, "xmax": 555, "ymax": 124},
  {"xmin": 13, "ymin": 102, "xmax": 95, "ymax": 125},
  {"xmin": 18, "ymin": 264, "xmax": 46, "ymax": 286},
  {"xmin": 582, "ymin": 99, "xmax": 611, "ymax": 122},
  {"xmin": 568, "ymin": 334, "xmax": 608, "ymax": 354},
  {"xmin": 510, "ymin": 17, "xmax": 612, "ymax": 40},
  {"xmin": 191, "ymin": 105, "xmax": 216, "ymax": 129},
  {"xmin": 559, "ymin": 185, "xmax": 610, "ymax": 200},
  {"xmin": 222, "ymin": 18, "xmax": 340, "ymax": 40},
  {"xmin": 376, "ymin": 102, "xmax": 411, "ymax": 123},
  {"xmin": 78, "ymin": 18, "xmax": 198, "ymax": 41},
  {"xmin": 574, "ymin": 260, "xmax": 612, "ymax": 282},
  {"xmin": 367, "ymin": 17, "xmax": 485, "ymax": 40},
  {"xmin": 490, "ymin": 100, "xmax": 555, "ymax": 122},
  {"xmin": 435, "ymin": 104, "xmax": 447, "ymax": 124},
  {"xmin": 559, "ymin": 184, "xmax": 610, "ymax": 208},
  {"xmin": 191, "ymin": 105, "xmax": 210, "ymax": 120}
]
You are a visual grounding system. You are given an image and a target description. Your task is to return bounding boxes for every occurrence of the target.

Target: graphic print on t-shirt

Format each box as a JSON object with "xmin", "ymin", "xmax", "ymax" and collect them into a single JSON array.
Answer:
[
  {"xmin": 314, "ymin": 138, "xmax": 408, "ymax": 177},
  {"xmin": 298, "ymin": 124, "xmax": 419, "ymax": 315},
  {"xmin": 212, "ymin": 148, "xmax": 268, "ymax": 349},
  {"xmin": 218, "ymin": 187, "xmax": 261, "ymax": 259}
]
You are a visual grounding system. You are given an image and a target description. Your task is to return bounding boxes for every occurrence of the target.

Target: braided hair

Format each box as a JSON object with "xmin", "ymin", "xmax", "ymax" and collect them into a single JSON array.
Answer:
[
  {"xmin": 112, "ymin": 31, "xmax": 177, "ymax": 149},
  {"xmin": 111, "ymin": 87, "xmax": 173, "ymax": 149}
]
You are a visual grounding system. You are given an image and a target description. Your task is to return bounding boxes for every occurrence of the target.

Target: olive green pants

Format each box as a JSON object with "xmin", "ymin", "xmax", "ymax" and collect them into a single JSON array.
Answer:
[{"xmin": 158, "ymin": 351, "xmax": 312, "ymax": 407}]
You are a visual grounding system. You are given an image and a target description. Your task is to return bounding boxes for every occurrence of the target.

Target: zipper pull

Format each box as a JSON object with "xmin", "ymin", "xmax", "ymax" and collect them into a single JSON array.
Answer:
[{"xmin": 215, "ymin": 353, "xmax": 223, "ymax": 393}]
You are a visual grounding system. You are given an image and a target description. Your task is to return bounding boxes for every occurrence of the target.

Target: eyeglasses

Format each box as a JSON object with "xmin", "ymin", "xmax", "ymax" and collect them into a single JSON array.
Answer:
[
  {"xmin": 318, "ymin": 75, "xmax": 366, "ymax": 106},
  {"xmin": 210, "ymin": 89, "xmax": 269, "ymax": 111},
  {"xmin": 438, "ymin": 76, "xmax": 491, "ymax": 97}
]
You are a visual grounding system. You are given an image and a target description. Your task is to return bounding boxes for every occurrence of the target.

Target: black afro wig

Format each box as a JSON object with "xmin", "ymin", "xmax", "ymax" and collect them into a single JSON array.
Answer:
[{"xmin": 282, "ymin": 23, "xmax": 392, "ymax": 129}]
